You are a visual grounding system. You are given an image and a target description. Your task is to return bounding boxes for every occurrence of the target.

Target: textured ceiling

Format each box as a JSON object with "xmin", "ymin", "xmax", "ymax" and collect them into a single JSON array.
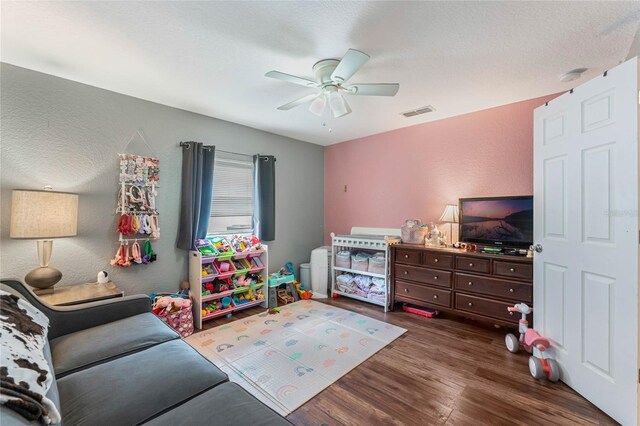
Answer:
[{"xmin": 1, "ymin": 1, "xmax": 639, "ymax": 146}]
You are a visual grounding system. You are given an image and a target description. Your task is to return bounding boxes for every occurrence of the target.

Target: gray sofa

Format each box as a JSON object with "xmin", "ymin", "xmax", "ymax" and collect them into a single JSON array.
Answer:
[{"xmin": 0, "ymin": 280, "xmax": 292, "ymax": 426}]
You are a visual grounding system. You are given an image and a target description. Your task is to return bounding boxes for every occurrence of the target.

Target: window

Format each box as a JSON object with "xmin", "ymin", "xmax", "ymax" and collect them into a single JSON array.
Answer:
[{"xmin": 207, "ymin": 152, "xmax": 254, "ymax": 235}]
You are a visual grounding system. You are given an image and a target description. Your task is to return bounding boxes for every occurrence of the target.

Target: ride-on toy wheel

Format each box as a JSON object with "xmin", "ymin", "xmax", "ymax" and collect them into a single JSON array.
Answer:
[
  {"xmin": 505, "ymin": 333, "xmax": 519, "ymax": 353},
  {"xmin": 546, "ymin": 358, "xmax": 560, "ymax": 382},
  {"xmin": 528, "ymin": 356, "xmax": 546, "ymax": 379}
]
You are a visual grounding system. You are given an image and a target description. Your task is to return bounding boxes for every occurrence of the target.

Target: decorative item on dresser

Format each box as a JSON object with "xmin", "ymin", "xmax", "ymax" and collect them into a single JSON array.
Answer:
[{"xmin": 391, "ymin": 244, "xmax": 532, "ymax": 326}]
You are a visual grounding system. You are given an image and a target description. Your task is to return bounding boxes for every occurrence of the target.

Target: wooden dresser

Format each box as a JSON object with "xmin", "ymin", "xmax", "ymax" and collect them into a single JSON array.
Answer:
[{"xmin": 390, "ymin": 244, "xmax": 533, "ymax": 326}]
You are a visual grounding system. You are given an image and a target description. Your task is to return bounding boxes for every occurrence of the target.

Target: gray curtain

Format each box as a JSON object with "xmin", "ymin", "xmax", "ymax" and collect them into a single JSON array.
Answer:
[
  {"xmin": 177, "ymin": 142, "xmax": 215, "ymax": 250},
  {"xmin": 253, "ymin": 155, "xmax": 276, "ymax": 241}
]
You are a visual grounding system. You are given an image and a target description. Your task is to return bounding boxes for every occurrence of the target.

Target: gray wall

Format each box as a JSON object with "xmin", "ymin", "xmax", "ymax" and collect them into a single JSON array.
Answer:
[{"xmin": 0, "ymin": 63, "xmax": 324, "ymax": 295}]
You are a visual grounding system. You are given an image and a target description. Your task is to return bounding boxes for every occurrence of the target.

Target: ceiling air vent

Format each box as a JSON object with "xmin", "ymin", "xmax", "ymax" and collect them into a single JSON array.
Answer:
[{"xmin": 401, "ymin": 105, "xmax": 435, "ymax": 118}]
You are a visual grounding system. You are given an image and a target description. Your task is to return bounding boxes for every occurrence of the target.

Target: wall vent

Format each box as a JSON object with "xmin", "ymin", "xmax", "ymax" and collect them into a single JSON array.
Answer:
[{"xmin": 401, "ymin": 105, "xmax": 435, "ymax": 118}]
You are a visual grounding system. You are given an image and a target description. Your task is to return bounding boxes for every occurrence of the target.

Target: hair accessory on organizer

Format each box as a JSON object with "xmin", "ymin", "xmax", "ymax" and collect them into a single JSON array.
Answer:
[
  {"xmin": 147, "ymin": 185, "xmax": 157, "ymax": 210},
  {"xmin": 150, "ymin": 215, "xmax": 160, "ymax": 239},
  {"xmin": 145, "ymin": 240, "xmax": 157, "ymax": 263},
  {"xmin": 128, "ymin": 185, "xmax": 146, "ymax": 205},
  {"xmin": 110, "ymin": 243, "xmax": 124, "ymax": 266},
  {"xmin": 121, "ymin": 242, "xmax": 132, "ymax": 267},
  {"xmin": 131, "ymin": 240, "xmax": 142, "ymax": 264},
  {"xmin": 117, "ymin": 214, "xmax": 128, "ymax": 234},
  {"xmin": 140, "ymin": 214, "xmax": 151, "ymax": 235},
  {"xmin": 131, "ymin": 214, "xmax": 141, "ymax": 233}
]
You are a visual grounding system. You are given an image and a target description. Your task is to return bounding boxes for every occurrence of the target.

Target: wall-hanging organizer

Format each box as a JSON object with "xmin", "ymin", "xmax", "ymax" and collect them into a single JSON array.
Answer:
[{"xmin": 111, "ymin": 130, "xmax": 160, "ymax": 268}]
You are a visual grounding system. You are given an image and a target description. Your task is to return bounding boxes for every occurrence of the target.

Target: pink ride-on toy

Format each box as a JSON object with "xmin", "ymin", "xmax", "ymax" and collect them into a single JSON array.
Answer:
[{"xmin": 505, "ymin": 303, "xmax": 560, "ymax": 382}]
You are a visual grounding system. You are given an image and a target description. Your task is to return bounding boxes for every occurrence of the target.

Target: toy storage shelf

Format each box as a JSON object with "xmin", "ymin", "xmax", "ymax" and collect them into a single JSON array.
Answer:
[
  {"xmin": 189, "ymin": 246, "xmax": 268, "ymax": 329},
  {"xmin": 331, "ymin": 233, "xmax": 392, "ymax": 312}
]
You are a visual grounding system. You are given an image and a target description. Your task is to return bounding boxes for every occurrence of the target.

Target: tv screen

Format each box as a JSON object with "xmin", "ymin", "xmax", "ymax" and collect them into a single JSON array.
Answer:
[{"xmin": 459, "ymin": 196, "xmax": 533, "ymax": 248}]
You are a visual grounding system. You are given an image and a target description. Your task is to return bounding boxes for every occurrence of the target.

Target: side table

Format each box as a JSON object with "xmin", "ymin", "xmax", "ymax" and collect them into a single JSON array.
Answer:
[{"xmin": 34, "ymin": 282, "xmax": 124, "ymax": 306}]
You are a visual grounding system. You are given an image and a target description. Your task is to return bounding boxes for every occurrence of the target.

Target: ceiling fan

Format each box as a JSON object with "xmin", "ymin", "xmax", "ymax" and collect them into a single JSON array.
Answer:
[{"xmin": 265, "ymin": 49, "xmax": 399, "ymax": 118}]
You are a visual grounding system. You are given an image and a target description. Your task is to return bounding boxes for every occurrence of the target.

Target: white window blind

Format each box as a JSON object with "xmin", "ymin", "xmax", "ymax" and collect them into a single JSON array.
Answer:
[{"xmin": 208, "ymin": 152, "xmax": 254, "ymax": 235}]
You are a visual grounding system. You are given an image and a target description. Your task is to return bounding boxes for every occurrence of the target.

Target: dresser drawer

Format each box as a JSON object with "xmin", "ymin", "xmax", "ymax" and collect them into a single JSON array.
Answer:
[
  {"xmin": 455, "ymin": 293, "xmax": 518, "ymax": 323},
  {"xmin": 423, "ymin": 252, "xmax": 453, "ymax": 269},
  {"xmin": 454, "ymin": 273, "xmax": 532, "ymax": 302},
  {"xmin": 396, "ymin": 280, "xmax": 452, "ymax": 308},
  {"xmin": 396, "ymin": 249, "xmax": 421, "ymax": 265},
  {"xmin": 494, "ymin": 261, "xmax": 532, "ymax": 280},
  {"xmin": 395, "ymin": 264, "xmax": 452, "ymax": 288},
  {"xmin": 455, "ymin": 256, "xmax": 491, "ymax": 274}
]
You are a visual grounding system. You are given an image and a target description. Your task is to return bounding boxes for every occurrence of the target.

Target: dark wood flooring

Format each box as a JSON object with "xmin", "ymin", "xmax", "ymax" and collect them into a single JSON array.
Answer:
[{"xmin": 201, "ymin": 298, "xmax": 616, "ymax": 425}]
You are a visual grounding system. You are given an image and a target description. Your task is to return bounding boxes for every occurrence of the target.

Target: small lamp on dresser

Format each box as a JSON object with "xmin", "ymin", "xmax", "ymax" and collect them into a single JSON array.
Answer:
[
  {"xmin": 10, "ymin": 188, "xmax": 79, "ymax": 293},
  {"xmin": 439, "ymin": 204, "xmax": 459, "ymax": 246}
]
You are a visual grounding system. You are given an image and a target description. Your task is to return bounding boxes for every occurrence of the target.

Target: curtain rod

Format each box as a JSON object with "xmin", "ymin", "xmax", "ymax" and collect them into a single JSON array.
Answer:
[{"xmin": 179, "ymin": 142, "xmax": 275, "ymax": 160}]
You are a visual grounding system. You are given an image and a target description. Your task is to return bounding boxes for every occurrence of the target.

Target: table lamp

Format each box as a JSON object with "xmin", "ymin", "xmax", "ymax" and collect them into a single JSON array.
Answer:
[
  {"xmin": 439, "ymin": 204, "xmax": 459, "ymax": 246},
  {"xmin": 10, "ymin": 189, "xmax": 78, "ymax": 291}
]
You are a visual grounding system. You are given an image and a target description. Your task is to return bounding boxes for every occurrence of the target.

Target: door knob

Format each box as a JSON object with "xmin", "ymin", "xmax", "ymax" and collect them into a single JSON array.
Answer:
[{"xmin": 532, "ymin": 244, "xmax": 543, "ymax": 253}]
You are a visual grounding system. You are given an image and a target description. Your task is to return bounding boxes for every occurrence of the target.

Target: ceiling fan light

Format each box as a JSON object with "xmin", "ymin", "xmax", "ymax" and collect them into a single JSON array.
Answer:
[
  {"xmin": 328, "ymin": 91, "xmax": 351, "ymax": 118},
  {"xmin": 309, "ymin": 94, "xmax": 326, "ymax": 116}
]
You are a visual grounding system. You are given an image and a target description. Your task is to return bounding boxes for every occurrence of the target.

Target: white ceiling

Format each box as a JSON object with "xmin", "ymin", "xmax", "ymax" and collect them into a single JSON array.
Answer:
[{"xmin": 1, "ymin": 1, "xmax": 639, "ymax": 146}]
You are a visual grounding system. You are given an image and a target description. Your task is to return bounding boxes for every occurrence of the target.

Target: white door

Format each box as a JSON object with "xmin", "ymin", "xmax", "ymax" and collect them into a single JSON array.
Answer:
[{"xmin": 533, "ymin": 57, "xmax": 638, "ymax": 425}]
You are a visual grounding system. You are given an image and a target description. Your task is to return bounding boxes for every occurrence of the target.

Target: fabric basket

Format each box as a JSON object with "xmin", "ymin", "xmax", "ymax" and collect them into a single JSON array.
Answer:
[
  {"xmin": 335, "ymin": 251, "xmax": 351, "ymax": 268},
  {"xmin": 351, "ymin": 253, "xmax": 372, "ymax": 272},
  {"xmin": 401, "ymin": 221, "xmax": 428, "ymax": 244},
  {"xmin": 368, "ymin": 254, "xmax": 386, "ymax": 275},
  {"xmin": 150, "ymin": 293, "xmax": 194, "ymax": 338}
]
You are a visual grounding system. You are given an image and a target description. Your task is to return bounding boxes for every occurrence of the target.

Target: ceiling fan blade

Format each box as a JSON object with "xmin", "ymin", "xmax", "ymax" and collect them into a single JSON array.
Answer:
[
  {"xmin": 309, "ymin": 93, "xmax": 327, "ymax": 116},
  {"xmin": 330, "ymin": 49, "xmax": 369, "ymax": 83},
  {"xmin": 347, "ymin": 83, "xmax": 399, "ymax": 96},
  {"xmin": 265, "ymin": 71, "xmax": 319, "ymax": 88},
  {"xmin": 328, "ymin": 91, "xmax": 352, "ymax": 118},
  {"xmin": 277, "ymin": 93, "xmax": 320, "ymax": 110}
]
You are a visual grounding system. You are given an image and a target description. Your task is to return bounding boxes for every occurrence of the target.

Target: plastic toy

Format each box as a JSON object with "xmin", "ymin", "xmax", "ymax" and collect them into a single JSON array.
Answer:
[
  {"xmin": 221, "ymin": 297, "xmax": 232, "ymax": 308},
  {"xmin": 402, "ymin": 304, "xmax": 438, "ymax": 318},
  {"xmin": 178, "ymin": 280, "xmax": 191, "ymax": 299},
  {"xmin": 293, "ymin": 281, "xmax": 313, "ymax": 300},
  {"xmin": 277, "ymin": 288, "xmax": 294, "ymax": 305},
  {"xmin": 505, "ymin": 303, "xmax": 560, "ymax": 382}
]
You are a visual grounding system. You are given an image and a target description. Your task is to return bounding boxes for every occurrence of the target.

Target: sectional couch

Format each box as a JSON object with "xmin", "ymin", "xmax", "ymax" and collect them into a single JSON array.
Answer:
[{"xmin": 0, "ymin": 280, "xmax": 291, "ymax": 426}]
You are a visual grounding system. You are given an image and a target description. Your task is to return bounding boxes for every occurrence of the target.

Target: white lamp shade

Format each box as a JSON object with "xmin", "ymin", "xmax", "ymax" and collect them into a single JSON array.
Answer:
[
  {"xmin": 309, "ymin": 94, "xmax": 327, "ymax": 116},
  {"xmin": 439, "ymin": 204, "xmax": 459, "ymax": 223},
  {"xmin": 10, "ymin": 190, "xmax": 78, "ymax": 239},
  {"xmin": 328, "ymin": 90, "xmax": 351, "ymax": 118}
]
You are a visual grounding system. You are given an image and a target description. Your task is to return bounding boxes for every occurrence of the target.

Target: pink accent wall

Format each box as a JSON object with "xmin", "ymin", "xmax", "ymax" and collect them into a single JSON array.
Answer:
[{"xmin": 324, "ymin": 94, "xmax": 560, "ymax": 243}]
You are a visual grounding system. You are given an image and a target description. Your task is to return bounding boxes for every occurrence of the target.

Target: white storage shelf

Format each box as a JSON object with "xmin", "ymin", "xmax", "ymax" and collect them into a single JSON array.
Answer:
[
  {"xmin": 331, "ymin": 233, "xmax": 391, "ymax": 312},
  {"xmin": 189, "ymin": 246, "xmax": 268, "ymax": 329}
]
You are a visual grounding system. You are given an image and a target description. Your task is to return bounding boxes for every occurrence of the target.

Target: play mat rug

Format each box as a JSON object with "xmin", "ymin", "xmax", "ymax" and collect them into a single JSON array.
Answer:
[{"xmin": 185, "ymin": 299, "xmax": 407, "ymax": 416}]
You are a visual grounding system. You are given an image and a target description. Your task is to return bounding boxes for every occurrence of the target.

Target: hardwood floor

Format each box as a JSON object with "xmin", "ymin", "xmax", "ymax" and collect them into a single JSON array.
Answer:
[{"xmin": 201, "ymin": 298, "xmax": 616, "ymax": 425}]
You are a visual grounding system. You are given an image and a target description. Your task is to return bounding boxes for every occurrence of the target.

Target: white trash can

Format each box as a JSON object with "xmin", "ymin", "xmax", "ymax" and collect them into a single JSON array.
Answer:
[{"xmin": 310, "ymin": 246, "xmax": 331, "ymax": 298}]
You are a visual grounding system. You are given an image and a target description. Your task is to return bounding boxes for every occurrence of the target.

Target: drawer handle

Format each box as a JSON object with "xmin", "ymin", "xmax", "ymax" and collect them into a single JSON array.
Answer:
[
  {"xmin": 468, "ymin": 302, "xmax": 473, "ymax": 307},
  {"xmin": 404, "ymin": 288, "xmax": 409, "ymax": 292},
  {"xmin": 467, "ymin": 281, "xmax": 473, "ymax": 286},
  {"xmin": 433, "ymin": 276, "xmax": 438, "ymax": 280},
  {"xmin": 509, "ymin": 288, "xmax": 514, "ymax": 293},
  {"xmin": 404, "ymin": 271, "xmax": 409, "ymax": 275},
  {"xmin": 405, "ymin": 255, "xmax": 409, "ymax": 259},
  {"xmin": 509, "ymin": 311, "xmax": 514, "ymax": 316},
  {"xmin": 433, "ymin": 295, "xmax": 438, "ymax": 299},
  {"xmin": 434, "ymin": 258, "xmax": 439, "ymax": 263},
  {"xmin": 469, "ymin": 263, "xmax": 474, "ymax": 267},
  {"xmin": 510, "ymin": 268, "xmax": 516, "ymax": 272}
]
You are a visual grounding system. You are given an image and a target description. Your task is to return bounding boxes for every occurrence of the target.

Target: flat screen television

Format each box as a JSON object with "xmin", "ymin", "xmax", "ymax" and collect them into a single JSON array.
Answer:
[{"xmin": 459, "ymin": 196, "xmax": 533, "ymax": 248}]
